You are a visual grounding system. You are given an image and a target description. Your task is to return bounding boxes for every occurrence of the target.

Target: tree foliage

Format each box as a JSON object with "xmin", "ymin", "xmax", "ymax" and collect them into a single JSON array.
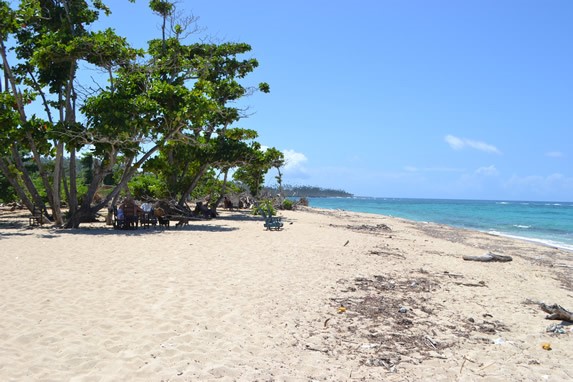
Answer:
[{"xmin": 0, "ymin": 0, "xmax": 283, "ymax": 227}]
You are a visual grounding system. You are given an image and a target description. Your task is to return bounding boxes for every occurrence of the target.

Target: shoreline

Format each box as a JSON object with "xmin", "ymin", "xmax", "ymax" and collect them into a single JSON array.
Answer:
[
  {"xmin": 306, "ymin": 199, "xmax": 573, "ymax": 252},
  {"xmin": 307, "ymin": 206, "xmax": 573, "ymax": 261},
  {"xmin": 487, "ymin": 230, "xmax": 573, "ymax": 253},
  {"xmin": 0, "ymin": 206, "xmax": 572, "ymax": 380}
]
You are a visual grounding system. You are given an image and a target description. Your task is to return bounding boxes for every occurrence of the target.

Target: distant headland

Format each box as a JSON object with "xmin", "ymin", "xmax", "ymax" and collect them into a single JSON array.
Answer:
[{"xmin": 265, "ymin": 185, "xmax": 353, "ymax": 198}]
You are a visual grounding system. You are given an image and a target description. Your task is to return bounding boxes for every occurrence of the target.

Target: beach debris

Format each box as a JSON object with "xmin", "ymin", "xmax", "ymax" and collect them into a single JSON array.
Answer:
[
  {"xmin": 424, "ymin": 335, "xmax": 438, "ymax": 349},
  {"xmin": 462, "ymin": 252, "xmax": 513, "ymax": 262},
  {"xmin": 338, "ymin": 305, "xmax": 347, "ymax": 314},
  {"xmin": 337, "ymin": 223, "xmax": 392, "ymax": 233},
  {"xmin": 525, "ymin": 300, "xmax": 573, "ymax": 322},
  {"xmin": 541, "ymin": 343, "xmax": 552, "ymax": 351},
  {"xmin": 540, "ymin": 303, "xmax": 573, "ymax": 322},
  {"xmin": 546, "ymin": 323, "xmax": 567, "ymax": 334},
  {"xmin": 364, "ymin": 357, "xmax": 396, "ymax": 371},
  {"xmin": 305, "ymin": 344, "xmax": 329, "ymax": 353},
  {"xmin": 321, "ymin": 271, "xmax": 512, "ymax": 370},
  {"xmin": 343, "ymin": 240, "xmax": 350, "ymax": 246},
  {"xmin": 368, "ymin": 247, "xmax": 406, "ymax": 259},
  {"xmin": 454, "ymin": 281, "xmax": 487, "ymax": 287},
  {"xmin": 459, "ymin": 356, "xmax": 471, "ymax": 374}
]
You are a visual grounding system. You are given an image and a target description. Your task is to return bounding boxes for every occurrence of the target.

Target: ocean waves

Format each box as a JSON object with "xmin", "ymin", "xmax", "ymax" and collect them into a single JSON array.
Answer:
[{"xmin": 308, "ymin": 197, "xmax": 573, "ymax": 251}]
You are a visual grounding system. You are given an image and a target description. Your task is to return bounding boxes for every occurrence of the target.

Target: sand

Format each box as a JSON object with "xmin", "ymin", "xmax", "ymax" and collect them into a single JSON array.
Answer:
[{"xmin": 0, "ymin": 206, "xmax": 571, "ymax": 381}]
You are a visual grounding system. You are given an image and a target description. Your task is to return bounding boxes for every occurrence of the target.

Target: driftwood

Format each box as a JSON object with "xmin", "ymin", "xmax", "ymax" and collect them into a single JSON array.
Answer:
[
  {"xmin": 539, "ymin": 303, "xmax": 573, "ymax": 322},
  {"xmin": 463, "ymin": 252, "xmax": 512, "ymax": 262}
]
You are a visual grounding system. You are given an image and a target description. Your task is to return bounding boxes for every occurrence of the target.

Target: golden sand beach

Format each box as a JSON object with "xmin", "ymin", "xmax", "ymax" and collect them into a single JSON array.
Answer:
[{"xmin": 0, "ymin": 207, "xmax": 571, "ymax": 381}]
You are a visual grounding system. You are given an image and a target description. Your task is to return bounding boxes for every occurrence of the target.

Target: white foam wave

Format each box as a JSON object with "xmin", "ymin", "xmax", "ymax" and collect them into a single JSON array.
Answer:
[{"xmin": 487, "ymin": 230, "xmax": 573, "ymax": 252}]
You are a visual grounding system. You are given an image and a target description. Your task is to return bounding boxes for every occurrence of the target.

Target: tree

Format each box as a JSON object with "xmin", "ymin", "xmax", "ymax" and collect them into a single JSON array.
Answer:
[
  {"xmin": 0, "ymin": 0, "xmax": 139, "ymax": 227},
  {"xmin": 125, "ymin": 2, "xmax": 273, "ymax": 209},
  {"xmin": 0, "ymin": 0, "xmax": 277, "ymax": 228},
  {"xmin": 233, "ymin": 146, "xmax": 284, "ymax": 198}
]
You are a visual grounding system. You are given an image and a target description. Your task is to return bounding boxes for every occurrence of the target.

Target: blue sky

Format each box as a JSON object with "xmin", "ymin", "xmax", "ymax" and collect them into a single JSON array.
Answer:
[{"xmin": 98, "ymin": 1, "xmax": 572, "ymax": 201}]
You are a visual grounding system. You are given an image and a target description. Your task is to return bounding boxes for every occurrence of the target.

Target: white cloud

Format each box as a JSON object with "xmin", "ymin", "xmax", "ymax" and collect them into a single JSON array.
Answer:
[
  {"xmin": 475, "ymin": 165, "xmax": 499, "ymax": 176},
  {"xmin": 282, "ymin": 149, "xmax": 307, "ymax": 171},
  {"xmin": 546, "ymin": 151, "xmax": 564, "ymax": 158},
  {"xmin": 260, "ymin": 147, "xmax": 308, "ymax": 173},
  {"xmin": 263, "ymin": 148, "xmax": 310, "ymax": 185},
  {"xmin": 444, "ymin": 135, "xmax": 465, "ymax": 150},
  {"xmin": 445, "ymin": 134, "xmax": 501, "ymax": 154}
]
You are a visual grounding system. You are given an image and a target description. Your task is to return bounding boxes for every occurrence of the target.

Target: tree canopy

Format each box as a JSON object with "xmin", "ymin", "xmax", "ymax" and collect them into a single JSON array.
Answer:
[{"xmin": 0, "ymin": 0, "xmax": 283, "ymax": 227}]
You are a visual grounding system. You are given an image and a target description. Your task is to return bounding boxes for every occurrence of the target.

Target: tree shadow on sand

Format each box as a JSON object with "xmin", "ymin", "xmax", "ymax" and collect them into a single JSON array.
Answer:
[{"xmin": 0, "ymin": 223, "xmax": 238, "ymax": 239}]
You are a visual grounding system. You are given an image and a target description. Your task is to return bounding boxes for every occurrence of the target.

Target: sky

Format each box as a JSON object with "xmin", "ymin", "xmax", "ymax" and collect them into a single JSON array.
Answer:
[{"xmin": 97, "ymin": 1, "xmax": 572, "ymax": 201}]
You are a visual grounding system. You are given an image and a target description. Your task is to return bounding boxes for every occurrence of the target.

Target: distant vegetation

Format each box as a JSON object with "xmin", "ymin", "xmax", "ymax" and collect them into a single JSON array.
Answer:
[{"xmin": 265, "ymin": 185, "xmax": 353, "ymax": 198}]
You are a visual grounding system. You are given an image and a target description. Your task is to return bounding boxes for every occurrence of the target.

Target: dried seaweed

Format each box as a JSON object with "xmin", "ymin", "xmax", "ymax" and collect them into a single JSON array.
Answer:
[{"xmin": 317, "ymin": 271, "xmax": 509, "ymax": 371}]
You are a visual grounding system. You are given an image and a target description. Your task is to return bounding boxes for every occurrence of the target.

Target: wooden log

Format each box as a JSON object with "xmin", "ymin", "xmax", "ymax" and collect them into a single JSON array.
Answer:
[
  {"xmin": 539, "ymin": 303, "xmax": 573, "ymax": 322},
  {"xmin": 463, "ymin": 252, "xmax": 513, "ymax": 262}
]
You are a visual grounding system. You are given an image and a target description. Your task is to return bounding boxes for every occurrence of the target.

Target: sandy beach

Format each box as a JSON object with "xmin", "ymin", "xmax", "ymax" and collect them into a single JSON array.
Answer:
[{"xmin": 0, "ymin": 206, "xmax": 571, "ymax": 381}]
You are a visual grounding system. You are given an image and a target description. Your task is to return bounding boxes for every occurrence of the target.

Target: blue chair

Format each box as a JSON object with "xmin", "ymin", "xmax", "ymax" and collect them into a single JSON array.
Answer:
[{"xmin": 259, "ymin": 206, "xmax": 283, "ymax": 231}]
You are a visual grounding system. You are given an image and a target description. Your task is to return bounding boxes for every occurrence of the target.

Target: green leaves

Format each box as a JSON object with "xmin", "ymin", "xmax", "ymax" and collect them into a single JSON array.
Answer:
[
  {"xmin": 258, "ymin": 82, "xmax": 270, "ymax": 93},
  {"xmin": 81, "ymin": 29, "xmax": 142, "ymax": 68},
  {"xmin": 0, "ymin": 1, "xmax": 17, "ymax": 39},
  {"xmin": 149, "ymin": 0, "xmax": 174, "ymax": 17},
  {"xmin": 92, "ymin": 0, "xmax": 112, "ymax": 16},
  {"xmin": 1, "ymin": 0, "xmax": 275, "ymax": 224}
]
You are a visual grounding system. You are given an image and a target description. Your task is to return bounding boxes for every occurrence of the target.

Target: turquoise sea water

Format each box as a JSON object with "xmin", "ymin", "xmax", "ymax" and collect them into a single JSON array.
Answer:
[{"xmin": 307, "ymin": 197, "xmax": 573, "ymax": 251}]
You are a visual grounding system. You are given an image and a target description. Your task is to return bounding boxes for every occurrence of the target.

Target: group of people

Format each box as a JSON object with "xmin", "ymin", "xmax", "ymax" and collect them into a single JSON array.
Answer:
[
  {"xmin": 117, "ymin": 197, "xmax": 142, "ymax": 218},
  {"xmin": 222, "ymin": 196, "xmax": 252, "ymax": 210},
  {"xmin": 193, "ymin": 201, "xmax": 217, "ymax": 219},
  {"xmin": 108, "ymin": 194, "xmax": 254, "ymax": 229},
  {"xmin": 111, "ymin": 197, "xmax": 166, "ymax": 229},
  {"xmin": 111, "ymin": 197, "xmax": 144, "ymax": 229}
]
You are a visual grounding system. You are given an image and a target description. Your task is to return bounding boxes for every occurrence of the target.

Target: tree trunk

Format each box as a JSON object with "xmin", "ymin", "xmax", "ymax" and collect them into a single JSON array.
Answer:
[
  {"xmin": 0, "ymin": 158, "xmax": 34, "ymax": 210},
  {"xmin": 10, "ymin": 145, "xmax": 46, "ymax": 210},
  {"xmin": 68, "ymin": 146, "xmax": 78, "ymax": 215},
  {"xmin": 50, "ymin": 141, "xmax": 65, "ymax": 226},
  {"xmin": 211, "ymin": 169, "xmax": 229, "ymax": 215},
  {"xmin": 64, "ymin": 204, "xmax": 97, "ymax": 229},
  {"xmin": 178, "ymin": 164, "xmax": 208, "ymax": 207},
  {"xmin": 63, "ymin": 145, "xmax": 160, "ymax": 228}
]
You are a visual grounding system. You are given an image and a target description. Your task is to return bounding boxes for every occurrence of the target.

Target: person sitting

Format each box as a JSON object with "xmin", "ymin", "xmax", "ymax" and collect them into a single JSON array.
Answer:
[
  {"xmin": 223, "ymin": 196, "xmax": 234, "ymax": 210},
  {"xmin": 111, "ymin": 205, "xmax": 125, "ymax": 229},
  {"xmin": 121, "ymin": 197, "xmax": 143, "ymax": 229},
  {"xmin": 117, "ymin": 206, "xmax": 124, "ymax": 220},
  {"xmin": 194, "ymin": 201, "xmax": 216, "ymax": 219},
  {"xmin": 154, "ymin": 207, "xmax": 170, "ymax": 228}
]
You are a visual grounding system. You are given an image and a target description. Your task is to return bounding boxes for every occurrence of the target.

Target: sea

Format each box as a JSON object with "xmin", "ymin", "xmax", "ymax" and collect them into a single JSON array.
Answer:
[{"xmin": 307, "ymin": 197, "xmax": 573, "ymax": 252}]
